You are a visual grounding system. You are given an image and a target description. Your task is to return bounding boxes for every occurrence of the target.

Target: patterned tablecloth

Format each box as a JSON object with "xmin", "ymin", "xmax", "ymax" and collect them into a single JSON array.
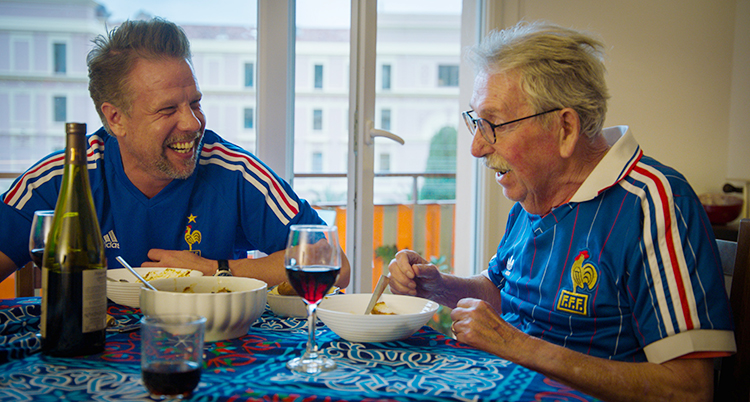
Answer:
[{"xmin": 0, "ymin": 297, "xmax": 599, "ymax": 402}]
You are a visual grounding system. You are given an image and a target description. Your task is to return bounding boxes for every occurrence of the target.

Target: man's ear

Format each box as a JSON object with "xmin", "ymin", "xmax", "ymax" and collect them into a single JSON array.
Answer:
[
  {"xmin": 558, "ymin": 108, "xmax": 581, "ymax": 159},
  {"xmin": 101, "ymin": 102, "xmax": 125, "ymax": 137}
]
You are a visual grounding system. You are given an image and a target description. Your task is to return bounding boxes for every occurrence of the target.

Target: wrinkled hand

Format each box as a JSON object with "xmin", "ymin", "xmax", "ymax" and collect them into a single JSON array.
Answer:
[
  {"xmin": 144, "ymin": 249, "xmax": 217, "ymax": 276},
  {"xmin": 450, "ymin": 298, "xmax": 523, "ymax": 358},
  {"xmin": 387, "ymin": 249, "xmax": 443, "ymax": 298}
]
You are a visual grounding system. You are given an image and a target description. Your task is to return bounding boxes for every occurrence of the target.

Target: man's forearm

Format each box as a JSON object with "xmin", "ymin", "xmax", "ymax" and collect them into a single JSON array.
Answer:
[
  {"xmin": 229, "ymin": 247, "xmax": 350, "ymax": 289},
  {"xmin": 494, "ymin": 331, "xmax": 714, "ymax": 402},
  {"xmin": 0, "ymin": 252, "xmax": 17, "ymax": 284},
  {"xmin": 436, "ymin": 274, "xmax": 502, "ymax": 310}
]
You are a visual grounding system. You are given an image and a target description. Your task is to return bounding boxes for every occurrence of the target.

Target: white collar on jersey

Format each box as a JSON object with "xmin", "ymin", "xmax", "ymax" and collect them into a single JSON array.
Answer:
[{"xmin": 569, "ymin": 125, "xmax": 641, "ymax": 203}]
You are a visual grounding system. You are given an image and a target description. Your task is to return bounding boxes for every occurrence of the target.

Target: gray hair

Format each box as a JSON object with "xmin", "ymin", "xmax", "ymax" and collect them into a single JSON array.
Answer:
[
  {"xmin": 87, "ymin": 18, "xmax": 192, "ymax": 134},
  {"xmin": 468, "ymin": 21, "xmax": 609, "ymax": 138}
]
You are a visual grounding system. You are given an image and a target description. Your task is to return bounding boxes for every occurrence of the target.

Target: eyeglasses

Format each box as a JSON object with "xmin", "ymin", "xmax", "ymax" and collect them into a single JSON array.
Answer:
[{"xmin": 462, "ymin": 108, "xmax": 561, "ymax": 145}]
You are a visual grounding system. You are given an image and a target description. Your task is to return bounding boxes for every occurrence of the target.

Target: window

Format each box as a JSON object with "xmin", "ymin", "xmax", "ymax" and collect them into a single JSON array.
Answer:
[
  {"xmin": 381, "ymin": 64, "xmax": 391, "ymax": 90},
  {"xmin": 243, "ymin": 108, "xmax": 254, "ymax": 129},
  {"xmin": 311, "ymin": 151, "xmax": 323, "ymax": 172},
  {"xmin": 244, "ymin": 62, "xmax": 254, "ymax": 88},
  {"xmin": 312, "ymin": 109, "xmax": 322, "ymax": 130},
  {"xmin": 380, "ymin": 108, "xmax": 391, "ymax": 131},
  {"xmin": 53, "ymin": 96, "xmax": 66, "ymax": 122},
  {"xmin": 438, "ymin": 65, "xmax": 459, "ymax": 87},
  {"xmin": 314, "ymin": 64, "xmax": 323, "ymax": 89},
  {"xmin": 53, "ymin": 43, "xmax": 66, "ymax": 74},
  {"xmin": 379, "ymin": 153, "xmax": 390, "ymax": 172}
]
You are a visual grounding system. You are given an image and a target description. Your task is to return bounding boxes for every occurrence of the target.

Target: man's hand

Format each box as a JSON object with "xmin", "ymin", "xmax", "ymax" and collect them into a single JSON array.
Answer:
[
  {"xmin": 387, "ymin": 249, "xmax": 443, "ymax": 298},
  {"xmin": 450, "ymin": 298, "xmax": 524, "ymax": 352},
  {"xmin": 144, "ymin": 249, "xmax": 217, "ymax": 275}
]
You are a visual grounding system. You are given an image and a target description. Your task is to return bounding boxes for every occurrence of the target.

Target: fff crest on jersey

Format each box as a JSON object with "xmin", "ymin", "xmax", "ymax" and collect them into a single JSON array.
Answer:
[
  {"xmin": 184, "ymin": 214, "xmax": 202, "ymax": 256},
  {"xmin": 556, "ymin": 250, "xmax": 598, "ymax": 315}
]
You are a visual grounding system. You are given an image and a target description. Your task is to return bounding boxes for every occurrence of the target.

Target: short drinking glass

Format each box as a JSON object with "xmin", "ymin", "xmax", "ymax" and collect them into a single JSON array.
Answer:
[
  {"xmin": 284, "ymin": 224, "xmax": 341, "ymax": 374},
  {"xmin": 141, "ymin": 314, "xmax": 206, "ymax": 400}
]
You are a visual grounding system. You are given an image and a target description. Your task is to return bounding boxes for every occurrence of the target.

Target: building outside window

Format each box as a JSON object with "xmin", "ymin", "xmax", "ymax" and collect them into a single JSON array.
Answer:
[
  {"xmin": 314, "ymin": 64, "xmax": 323, "ymax": 89},
  {"xmin": 53, "ymin": 96, "xmax": 66, "ymax": 122},
  {"xmin": 438, "ymin": 64, "xmax": 459, "ymax": 87},
  {"xmin": 381, "ymin": 64, "xmax": 391, "ymax": 90},
  {"xmin": 313, "ymin": 109, "xmax": 323, "ymax": 130},
  {"xmin": 380, "ymin": 108, "xmax": 391, "ymax": 131},
  {"xmin": 53, "ymin": 43, "xmax": 66, "ymax": 74},
  {"xmin": 244, "ymin": 108, "xmax": 254, "ymax": 129},
  {"xmin": 244, "ymin": 62, "xmax": 254, "ymax": 88},
  {"xmin": 379, "ymin": 152, "xmax": 390, "ymax": 172},
  {"xmin": 311, "ymin": 151, "xmax": 323, "ymax": 172}
]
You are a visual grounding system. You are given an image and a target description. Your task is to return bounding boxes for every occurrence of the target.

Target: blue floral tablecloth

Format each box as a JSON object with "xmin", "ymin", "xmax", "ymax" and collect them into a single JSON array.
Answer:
[{"xmin": 0, "ymin": 297, "xmax": 599, "ymax": 401}]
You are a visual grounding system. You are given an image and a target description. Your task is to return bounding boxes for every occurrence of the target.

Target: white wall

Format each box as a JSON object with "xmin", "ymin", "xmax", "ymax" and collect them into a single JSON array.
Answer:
[{"xmin": 471, "ymin": 0, "xmax": 748, "ymax": 270}]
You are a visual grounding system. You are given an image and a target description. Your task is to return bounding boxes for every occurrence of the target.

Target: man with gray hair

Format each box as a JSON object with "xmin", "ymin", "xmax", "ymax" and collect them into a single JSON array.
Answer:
[{"xmin": 389, "ymin": 21, "xmax": 734, "ymax": 401}]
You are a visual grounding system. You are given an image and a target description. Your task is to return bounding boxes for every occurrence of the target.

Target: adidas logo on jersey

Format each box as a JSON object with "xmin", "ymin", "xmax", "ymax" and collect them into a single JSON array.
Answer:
[{"xmin": 103, "ymin": 230, "xmax": 120, "ymax": 249}]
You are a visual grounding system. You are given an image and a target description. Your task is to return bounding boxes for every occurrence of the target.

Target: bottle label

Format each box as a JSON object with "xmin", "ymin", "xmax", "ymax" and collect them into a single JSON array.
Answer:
[{"xmin": 82, "ymin": 269, "xmax": 107, "ymax": 333}]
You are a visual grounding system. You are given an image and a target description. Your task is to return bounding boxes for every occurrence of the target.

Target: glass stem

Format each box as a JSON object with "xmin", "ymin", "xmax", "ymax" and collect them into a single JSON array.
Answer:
[{"xmin": 305, "ymin": 303, "xmax": 319, "ymax": 358}]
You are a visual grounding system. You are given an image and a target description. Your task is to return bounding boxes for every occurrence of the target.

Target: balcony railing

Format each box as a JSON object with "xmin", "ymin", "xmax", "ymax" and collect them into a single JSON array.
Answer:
[{"xmin": 296, "ymin": 172, "xmax": 456, "ymax": 289}]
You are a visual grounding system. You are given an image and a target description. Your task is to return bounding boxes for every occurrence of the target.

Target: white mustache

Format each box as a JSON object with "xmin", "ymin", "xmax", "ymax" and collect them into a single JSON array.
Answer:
[{"xmin": 484, "ymin": 154, "xmax": 511, "ymax": 174}]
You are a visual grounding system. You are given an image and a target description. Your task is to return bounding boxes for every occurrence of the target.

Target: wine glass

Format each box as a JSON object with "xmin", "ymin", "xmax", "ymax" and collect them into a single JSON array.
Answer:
[
  {"xmin": 284, "ymin": 224, "xmax": 341, "ymax": 374},
  {"xmin": 29, "ymin": 210, "xmax": 55, "ymax": 284}
]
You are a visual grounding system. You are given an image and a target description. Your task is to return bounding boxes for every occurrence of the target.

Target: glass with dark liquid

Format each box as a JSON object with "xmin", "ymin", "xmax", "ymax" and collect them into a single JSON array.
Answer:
[
  {"xmin": 141, "ymin": 314, "xmax": 205, "ymax": 400},
  {"xmin": 284, "ymin": 225, "xmax": 341, "ymax": 374},
  {"xmin": 29, "ymin": 210, "xmax": 54, "ymax": 291}
]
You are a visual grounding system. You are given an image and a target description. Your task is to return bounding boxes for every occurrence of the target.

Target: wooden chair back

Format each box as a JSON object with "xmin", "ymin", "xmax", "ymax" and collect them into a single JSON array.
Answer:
[{"xmin": 716, "ymin": 218, "xmax": 750, "ymax": 402}]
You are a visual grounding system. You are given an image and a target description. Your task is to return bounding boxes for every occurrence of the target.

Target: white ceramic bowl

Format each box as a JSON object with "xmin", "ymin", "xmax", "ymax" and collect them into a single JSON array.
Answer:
[
  {"xmin": 139, "ymin": 276, "xmax": 267, "ymax": 342},
  {"xmin": 107, "ymin": 267, "xmax": 203, "ymax": 308},
  {"xmin": 266, "ymin": 286, "xmax": 307, "ymax": 318},
  {"xmin": 317, "ymin": 293, "xmax": 439, "ymax": 343},
  {"xmin": 266, "ymin": 286, "xmax": 340, "ymax": 318}
]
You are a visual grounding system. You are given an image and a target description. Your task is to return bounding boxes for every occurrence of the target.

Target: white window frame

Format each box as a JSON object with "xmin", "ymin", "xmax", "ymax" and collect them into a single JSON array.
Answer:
[{"xmin": 257, "ymin": 0, "xmax": 485, "ymax": 291}]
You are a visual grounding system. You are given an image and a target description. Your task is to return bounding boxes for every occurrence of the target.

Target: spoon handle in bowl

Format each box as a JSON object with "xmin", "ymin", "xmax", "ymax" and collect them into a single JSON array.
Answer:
[{"xmin": 364, "ymin": 275, "xmax": 390, "ymax": 315}]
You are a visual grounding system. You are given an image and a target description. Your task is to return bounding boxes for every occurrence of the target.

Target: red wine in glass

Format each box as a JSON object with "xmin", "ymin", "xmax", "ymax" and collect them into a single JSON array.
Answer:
[
  {"xmin": 286, "ymin": 265, "xmax": 340, "ymax": 304},
  {"xmin": 142, "ymin": 361, "xmax": 201, "ymax": 398}
]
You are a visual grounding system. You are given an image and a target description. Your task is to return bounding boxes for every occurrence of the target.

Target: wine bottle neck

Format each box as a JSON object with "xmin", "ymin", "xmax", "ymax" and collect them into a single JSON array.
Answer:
[{"xmin": 65, "ymin": 132, "xmax": 88, "ymax": 165}]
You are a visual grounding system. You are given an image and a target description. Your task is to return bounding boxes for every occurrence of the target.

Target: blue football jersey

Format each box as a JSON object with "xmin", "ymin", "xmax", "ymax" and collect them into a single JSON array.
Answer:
[{"xmin": 486, "ymin": 126, "xmax": 735, "ymax": 363}]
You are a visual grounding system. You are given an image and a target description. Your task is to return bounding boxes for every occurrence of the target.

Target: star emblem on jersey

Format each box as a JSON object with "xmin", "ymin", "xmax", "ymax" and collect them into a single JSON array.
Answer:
[{"xmin": 556, "ymin": 250, "xmax": 598, "ymax": 315}]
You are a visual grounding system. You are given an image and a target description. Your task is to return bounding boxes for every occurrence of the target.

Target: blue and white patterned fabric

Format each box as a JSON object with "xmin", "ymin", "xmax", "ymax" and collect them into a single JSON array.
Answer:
[{"xmin": 0, "ymin": 297, "xmax": 601, "ymax": 402}]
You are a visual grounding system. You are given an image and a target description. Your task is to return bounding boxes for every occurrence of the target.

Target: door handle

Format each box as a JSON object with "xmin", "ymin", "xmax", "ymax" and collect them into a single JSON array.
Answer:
[{"xmin": 365, "ymin": 120, "xmax": 405, "ymax": 145}]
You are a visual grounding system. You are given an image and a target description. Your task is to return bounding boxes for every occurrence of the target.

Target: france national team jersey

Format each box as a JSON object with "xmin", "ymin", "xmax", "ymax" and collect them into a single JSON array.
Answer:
[
  {"xmin": 486, "ymin": 126, "xmax": 736, "ymax": 364},
  {"xmin": 0, "ymin": 128, "xmax": 323, "ymax": 270}
]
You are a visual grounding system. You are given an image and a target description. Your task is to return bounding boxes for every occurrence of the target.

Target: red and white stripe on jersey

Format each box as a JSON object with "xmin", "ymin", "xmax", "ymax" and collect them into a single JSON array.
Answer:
[
  {"xmin": 200, "ymin": 142, "xmax": 299, "ymax": 226},
  {"xmin": 3, "ymin": 135, "xmax": 105, "ymax": 210},
  {"xmin": 619, "ymin": 162, "xmax": 700, "ymax": 336}
]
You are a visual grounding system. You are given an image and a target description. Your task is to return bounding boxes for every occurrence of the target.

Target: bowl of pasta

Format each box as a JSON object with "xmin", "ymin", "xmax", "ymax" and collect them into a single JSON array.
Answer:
[
  {"xmin": 106, "ymin": 267, "xmax": 202, "ymax": 308},
  {"xmin": 139, "ymin": 276, "xmax": 267, "ymax": 342},
  {"xmin": 317, "ymin": 293, "xmax": 439, "ymax": 343}
]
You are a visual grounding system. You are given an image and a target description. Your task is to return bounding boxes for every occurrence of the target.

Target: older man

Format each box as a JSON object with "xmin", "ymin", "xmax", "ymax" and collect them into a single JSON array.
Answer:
[
  {"xmin": 0, "ymin": 18, "xmax": 349, "ymax": 288},
  {"xmin": 388, "ymin": 22, "xmax": 734, "ymax": 401}
]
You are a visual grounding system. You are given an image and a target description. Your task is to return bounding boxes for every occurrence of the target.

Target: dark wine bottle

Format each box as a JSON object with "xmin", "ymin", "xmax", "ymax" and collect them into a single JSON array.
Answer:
[{"xmin": 40, "ymin": 122, "xmax": 107, "ymax": 357}]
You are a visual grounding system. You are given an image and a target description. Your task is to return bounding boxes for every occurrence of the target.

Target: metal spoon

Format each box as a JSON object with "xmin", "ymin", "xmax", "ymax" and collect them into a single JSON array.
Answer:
[
  {"xmin": 116, "ymin": 256, "xmax": 157, "ymax": 291},
  {"xmin": 364, "ymin": 274, "xmax": 390, "ymax": 315}
]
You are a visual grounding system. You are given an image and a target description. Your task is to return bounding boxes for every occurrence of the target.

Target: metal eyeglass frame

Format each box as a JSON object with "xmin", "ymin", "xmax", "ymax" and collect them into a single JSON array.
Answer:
[{"xmin": 462, "ymin": 108, "xmax": 562, "ymax": 144}]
